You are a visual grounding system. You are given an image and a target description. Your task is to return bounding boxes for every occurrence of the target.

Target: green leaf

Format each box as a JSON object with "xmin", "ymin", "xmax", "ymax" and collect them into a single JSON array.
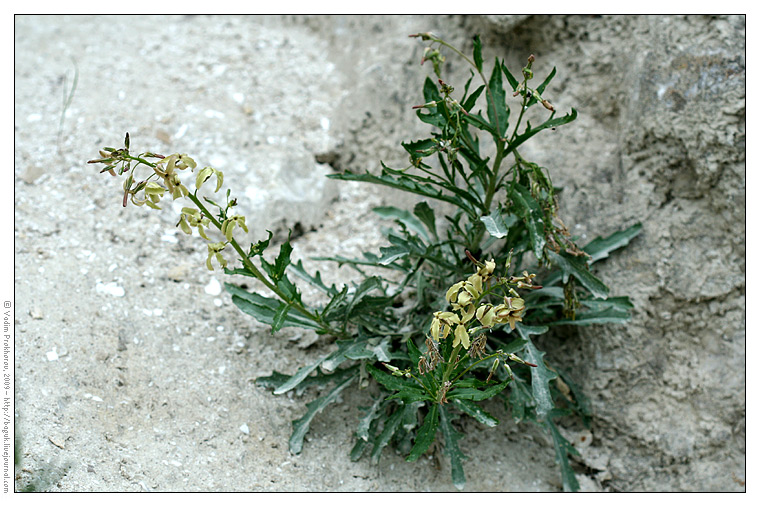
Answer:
[
  {"xmin": 501, "ymin": 62, "xmax": 520, "ymax": 91},
  {"xmin": 289, "ymin": 259, "xmax": 338, "ymax": 296},
  {"xmin": 544, "ymin": 415, "xmax": 580, "ymax": 492},
  {"xmin": 447, "ymin": 380, "xmax": 509, "ymax": 401},
  {"xmin": 366, "ymin": 363, "xmax": 417, "ymax": 393},
  {"xmin": 487, "ymin": 57, "xmax": 509, "ymax": 137},
  {"xmin": 273, "ymin": 361, "xmax": 323, "ymax": 396},
  {"xmin": 507, "ymin": 371, "xmax": 534, "ymax": 423},
  {"xmin": 462, "ymin": 84, "xmax": 485, "ymax": 113},
  {"xmin": 257, "ymin": 367, "xmax": 356, "ymax": 397},
  {"xmin": 472, "ymin": 35, "xmax": 483, "ymax": 72},
  {"xmin": 321, "ymin": 286, "xmax": 349, "ymax": 322},
  {"xmin": 289, "ymin": 372, "xmax": 357, "ymax": 454},
  {"xmin": 545, "ymin": 250, "xmax": 609, "ymax": 299},
  {"xmin": 328, "ymin": 167, "xmax": 480, "ymax": 217},
  {"xmin": 248, "ymin": 230, "xmax": 273, "ymax": 257},
  {"xmin": 271, "ymin": 303, "xmax": 290, "ymax": 334},
  {"xmin": 377, "ymin": 245, "xmax": 410, "ymax": 265},
  {"xmin": 536, "ymin": 67, "xmax": 557, "ymax": 96},
  {"xmin": 406, "ymin": 405, "xmax": 439, "ymax": 462},
  {"xmin": 260, "ymin": 231, "xmax": 293, "ymax": 282},
  {"xmin": 479, "ymin": 208, "xmax": 517, "ymax": 239},
  {"xmin": 387, "ymin": 387, "xmax": 434, "ymax": 403},
  {"xmin": 518, "ymin": 327, "xmax": 557, "ymax": 423},
  {"xmin": 584, "ymin": 223, "xmax": 642, "ymax": 265},
  {"xmin": 346, "ymin": 277, "xmax": 384, "ymax": 317},
  {"xmin": 225, "ymin": 283, "xmax": 322, "ymax": 331},
  {"xmin": 451, "ymin": 398, "xmax": 498, "ymax": 427},
  {"xmin": 370, "ymin": 405, "xmax": 405, "ymax": 464},
  {"xmin": 356, "ymin": 397, "xmax": 386, "ymax": 442},
  {"xmin": 439, "ymin": 405, "xmax": 467, "ymax": 490},
  {"xmin": 509, "ymin": 183, "xmax": 546, "ymax": 260},
  {"xmin": 506, "ymin": 108, "xmax": 578, "ymax": 157},
  {"xmin": 551, "ymin": 297, "xmax": 634, "ymax": 325},
  {"xmin": 413, "ymin": 201, "xmax": 438, "ymax": 240}
]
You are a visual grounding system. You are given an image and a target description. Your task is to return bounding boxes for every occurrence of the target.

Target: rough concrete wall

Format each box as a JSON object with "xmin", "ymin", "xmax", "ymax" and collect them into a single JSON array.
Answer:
[
  {"xmin": 317, "ymin": 14, "xmax": 746, "ymax": 490},
  {"xmin": 14, "ymin": 15, "xmax": 744, "ymax": 491}
]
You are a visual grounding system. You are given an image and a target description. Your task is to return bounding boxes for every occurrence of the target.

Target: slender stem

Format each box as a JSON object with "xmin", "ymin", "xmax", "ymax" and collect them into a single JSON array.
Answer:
[
  {"xmin": 450, "ymin": 351, "xmax": 502, "ymax": 384},
  {"xmin": 125, "ymin": 154, "xmax": 345, "ymax": 338},
  {"xmin": 188, "ymin": 192, "xmax": 343, "ymax": 335},
  {"xmin": 407, "ymin": 371, "xmax": 437, "ymax": 400},
  {"xmin": 431, "ymin": 38, "xmax": 502, "ymax": 137},
  {"xmin": 441, "ymin": 343, "xmax": 463, "ymax": 385}
]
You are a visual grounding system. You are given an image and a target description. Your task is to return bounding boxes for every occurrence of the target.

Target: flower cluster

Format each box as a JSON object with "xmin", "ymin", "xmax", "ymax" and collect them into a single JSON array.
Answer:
[{"xmin": 421, "ymin": 259, "xmax": 541, "ymax": 374}]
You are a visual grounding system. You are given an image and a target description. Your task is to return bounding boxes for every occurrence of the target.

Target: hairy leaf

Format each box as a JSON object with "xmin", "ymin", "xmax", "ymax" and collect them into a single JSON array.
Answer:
[
  {"xmin": 480, "ymin": 208, "xmax": 517, "ymax": 239},
  {"xmin": 225, "ymin": 283, "xmax": 321, "ymax": 331},
  {"xmin": 289, "ymin": 372, "xmax": 357, "ymax": 454},
  {"xmin": 451, "ymin": 398, "xmax": 499, "ymax": 427},
  {"xmin": 551, "ymin": 297, "xmax": 634, "ymax": 325},
  {"xmin": 487, "ymin": 57, "xmax": 509, "ymax": 137},
  {"xmin": 544, "ymin": 414, "xmax": 580, "ymax": 492},
  {"xmin": 545, "ymin": 250, "xmax": 609, "ymax": 299},
  {"xmin": 472, "ymin": 35, "xmax": 483, "ymax": 72},
  {"xmin": 584, "ymin": 222, "xmax": 642, "ymax": 265},
  {"xmin": 439, "ymin": 405, "xmax": 467, "ymax": 490},
  {"xmin": 509, "ymin": 183, "xmax": 546, "ymax": 260},
  {"xmin": 500, "ymin": 62, "xmax": 520, "ymax": 91},
  {"xmin": 370, "ymin": 405, "xmax": 405, "ymax": 464},
  {"xmin": 407, "ymin": 405, "xmax": 440, "ymax": 462},
  {"xmin": 413, "ymin": 201, "xmax": 438, "ymax": 240}
]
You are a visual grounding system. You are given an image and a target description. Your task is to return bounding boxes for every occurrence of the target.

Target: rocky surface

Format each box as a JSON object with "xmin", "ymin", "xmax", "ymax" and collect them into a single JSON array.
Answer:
[{"xmin": 14, "ymin": 15, "xmax": 744, "ymax": 491}]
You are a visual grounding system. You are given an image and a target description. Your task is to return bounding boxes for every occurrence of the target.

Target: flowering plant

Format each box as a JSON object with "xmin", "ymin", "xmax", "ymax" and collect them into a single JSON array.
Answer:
[{"xmin": 90, "ymin": 33, "xmax": 640, "ymax": 490}]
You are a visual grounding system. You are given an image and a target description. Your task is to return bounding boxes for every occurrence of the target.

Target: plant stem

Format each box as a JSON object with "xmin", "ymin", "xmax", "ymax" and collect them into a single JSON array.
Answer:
[{"xmin": 126, "ymin": 154, "xmax": 345, "ymax": 338}]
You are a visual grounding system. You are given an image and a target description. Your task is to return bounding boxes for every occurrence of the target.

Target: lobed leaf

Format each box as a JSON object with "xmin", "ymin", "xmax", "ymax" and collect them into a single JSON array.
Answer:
[
  {"xmin": 544, "ymin": 414, "xmax": 581, "ymax": 492},
  {"xmin": 486, "ymin": 57, "xmax": 509, "ymax": 137},
  {"xmin": 500, "ymin": 61, "xmax": 520, "ymax": 91},
  {"xmin": 472, "ymin": 35, "xmax": 483, "ymax": 72},
  {"xmin": 225, "ymin": 283, "xmax": 322, "ymax": 331},
  {"xmin": 451, "ymin": 399, "xmax": 499, "ymax": 427},
  {"xmin": 413, "ymin": 201, "xmax": 438, "ymax": 240},
  {"xmin": 439, "ymin": 405, "xmax": 467, "ymax": 490},
  {"xmin": 406, "ymin": 405, "xmax": 440, "ymax": 462},
  {"xmin": 545, "ymin": 250, "xmax": 609, "ymax": 299},
  {"xmin": 480, "ymin": 208, "xmax": 517, "ymax": 239},
  {"xmin": 515, "ymin": 323, "xmax": 554, "ymax": 423},
  {"xmin": 289, "ymin": 371, "xmax": 358, "ymax": 454},
  {"xmin": 584, "ymin": 222, "xmax": 642, "ymax": 265},
  {"xmin": 508, "ymin": 183, "xmax": 546, "ymax": 260},
  {"xmin": 370, "ymin": 406, "xmax": 405, "ymax": 464}
]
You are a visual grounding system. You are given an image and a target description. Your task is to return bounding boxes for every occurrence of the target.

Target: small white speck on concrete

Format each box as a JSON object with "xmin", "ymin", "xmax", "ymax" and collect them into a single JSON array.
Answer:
[
  {"xmin": 240, "ymin": 423, "xmax": 250, "ymax": 435},
  {"xmin": 96, "ymin": 281, "xmax": 125, "ymax": 297},
  {"xmin": 205, "ymin": 278, "xmax": 222, "ymax": 296}
]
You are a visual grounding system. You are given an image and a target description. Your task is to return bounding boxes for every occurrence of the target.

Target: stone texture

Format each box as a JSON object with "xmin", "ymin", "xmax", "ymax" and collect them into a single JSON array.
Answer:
[{"xmin": 13, "ymin": 15, "xmax": 744, "ymax": 492}]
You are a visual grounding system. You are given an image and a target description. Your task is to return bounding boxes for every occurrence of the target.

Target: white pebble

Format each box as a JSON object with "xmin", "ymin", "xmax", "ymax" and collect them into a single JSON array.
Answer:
[
  {"xmin": 205, "ymin": 278, "xmax": 222, "ymax": 296},
  {"xmin": 96, "ymin": 281, "xmax": 125, "ymax": 297},
  {"xmin": 232, "ymin": 92, "xmax": 245, "ymax": 104},
  {"xmin": 240, "ymin": 424, "xmax": 250, "ymax": 435},
  {"xmin": 175, "ymin": 124, "xmax": 188, "ymax": 139},
  {"xmin": 46, "ymin": 348, "xmax": 59, "ymax": 361}
]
